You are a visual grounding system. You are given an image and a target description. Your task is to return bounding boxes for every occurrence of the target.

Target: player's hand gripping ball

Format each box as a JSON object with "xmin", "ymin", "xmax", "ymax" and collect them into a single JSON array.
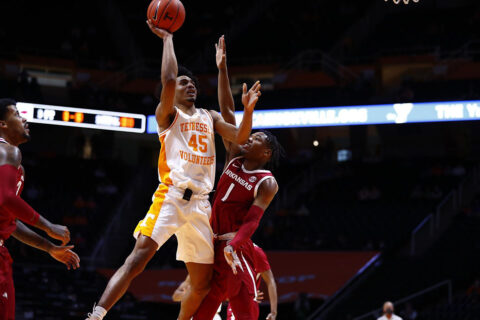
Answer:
[{"xmin": 147, "ymin": 0, "xmax": 185, "ymax": 33}]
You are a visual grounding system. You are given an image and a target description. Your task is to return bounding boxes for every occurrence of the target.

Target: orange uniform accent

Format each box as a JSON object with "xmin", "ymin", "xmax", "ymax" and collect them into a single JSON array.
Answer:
[
  {"xmin": 134, "ymin": 184, "xmax": 169, "ymax": 238},
  {"xmin": 158, "ymin": 135, "xmax": 173, "ymax": 185}
]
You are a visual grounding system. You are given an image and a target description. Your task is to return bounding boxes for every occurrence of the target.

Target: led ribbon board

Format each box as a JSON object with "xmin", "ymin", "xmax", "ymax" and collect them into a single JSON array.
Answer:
[
  {"xmin": 17, "ymin": 103, "xmax": 146, "ymax": 133},
  {"xmin": 146, "ymin": 100, "xmax": 480, "ymax": 133}
]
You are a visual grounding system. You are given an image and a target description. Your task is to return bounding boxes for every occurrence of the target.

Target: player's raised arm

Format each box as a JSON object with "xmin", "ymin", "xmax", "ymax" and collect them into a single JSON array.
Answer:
[
  {"xmin": 216, "ymin": 35, "xmax": 247, "ymax": 163},
  {"xmin": 12, "ymin": 221, "xmax": 80, "ymax": 270},
  {"xmin": 210, "ymin": 81, "xmax": 261, "ymax": 145},
  {"xmin": 147, "ymin": 20, "xmax": 178, "ymax": 130},
  {"xmin": 0, "ymin": 145, "xmax": 71, "ymax": 245},
  {"xmin": 216, "ymin": 35, "xmax": 235, "ymax": 125}
]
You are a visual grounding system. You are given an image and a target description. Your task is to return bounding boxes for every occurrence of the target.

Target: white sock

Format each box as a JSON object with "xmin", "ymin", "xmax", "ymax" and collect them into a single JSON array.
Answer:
[{"xmin": 89, "ymin": 306, "xmax": 107, "ymax": 320}]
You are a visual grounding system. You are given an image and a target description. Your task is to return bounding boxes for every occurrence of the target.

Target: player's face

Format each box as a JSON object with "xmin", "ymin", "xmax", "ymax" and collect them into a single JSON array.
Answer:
[
  {"xmin": 176, "ymin": 76, "xmax": 197, "ymax": 104},
  {"xmin": 0, "ymin": 105, "xmax": 30, "ymax": 144},
  {"xmin": 241, "ymin": 132, "xmax": 271, "ymax": 161}
]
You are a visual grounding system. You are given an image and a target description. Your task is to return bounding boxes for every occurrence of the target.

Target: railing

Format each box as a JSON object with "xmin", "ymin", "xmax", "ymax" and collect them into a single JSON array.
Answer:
[
  {"xmin": 275, "ymin": 160, "xmax": 336, "ymax": 211},
  {"xmin": 352, "ymin": 280, "xmax": 452, "ymax": 320},
  {"xmin": 410, "ymin": 164, "xmax": 480, "ymax": 256},
  {"xmin": 330, "ymin": 0, "xmax": 394, "ymax": 61},
  {"xmin": 275, "ymin": 49, "xmax": 358, "ymax": 84},
  {"xmin": 306, "ymin": 253, "xmax": 381, "ymax": 320},
  {"xmin": 89, "ymin": 167, "xmax": 151, "ymax": 267},
  {"xmin": 435, "ymin": 190, "xmax": 457, "ymax": 231},
  {"xmin": 185, "ymin": 0, "xmax": 281, "ymax": 72},
  {"xmin": 410, "ymin": 213, "xmax": 434, "ymax": 256}
]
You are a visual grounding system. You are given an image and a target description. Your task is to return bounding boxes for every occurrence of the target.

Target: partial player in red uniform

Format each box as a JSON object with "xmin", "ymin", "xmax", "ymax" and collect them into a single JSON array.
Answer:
[
  {"xmin": 193, "ymin": 36, "xmax": 283, "ymax": 320},
  {"xmin": 173, "ymin": 243, "xmax": 277, "ymax": 320},
  {"xmin": 225, "ymin": 244, "xmax": 277, "ymax": 320},
  {"xmin": 192, "ymin": 130, "xmax": 282, "ymax": 320},
  {"xmin": 174, "ymin": 244, "xmax": 277, "ymax": 320},
  {"xmin": 0, "ymin": 98, "xmax": 80, "ymax": 320}
]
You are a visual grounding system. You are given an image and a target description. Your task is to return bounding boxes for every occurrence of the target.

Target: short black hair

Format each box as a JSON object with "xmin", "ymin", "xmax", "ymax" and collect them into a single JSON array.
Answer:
[
  {"xmin": 0, "ymin": 98, "xmax": 16, "ymax": 120},
  {"xmin": 178, "ymin": 65, "xmax": 200, "ymax": 91},
  {"xmin": 261, "ymin": 130, "xmax": 285, "ymax": 171}
]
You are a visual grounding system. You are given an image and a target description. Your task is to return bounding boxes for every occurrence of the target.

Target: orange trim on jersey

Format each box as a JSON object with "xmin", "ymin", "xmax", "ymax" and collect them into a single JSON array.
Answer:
[
  {"xmin": 158, "ymin": 109, "xmax": 180, "ymax": 137},
  {"xmin": 158, "ymin": 135, "xmax": 173, "ymax": 185},
  {"xmin": 134, "ymin": 183, "xmax": 169, "ymax": 239}
]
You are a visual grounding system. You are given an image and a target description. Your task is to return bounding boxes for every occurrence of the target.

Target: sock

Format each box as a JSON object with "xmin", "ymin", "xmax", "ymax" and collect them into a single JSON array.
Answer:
[{"xmin": 89, "ymin": 306, "xmax": 107, "ymax": 320}]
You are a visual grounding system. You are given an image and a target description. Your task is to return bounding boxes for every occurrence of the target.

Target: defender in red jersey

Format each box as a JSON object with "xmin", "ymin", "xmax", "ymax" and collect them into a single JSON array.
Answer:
[
  {"xmin": 193, "ymin": 37, "xmax": 283, "ymax": 320},
  {"xmin": 0, "ymin": 99, "xmax": 80, "ymax": 320}
]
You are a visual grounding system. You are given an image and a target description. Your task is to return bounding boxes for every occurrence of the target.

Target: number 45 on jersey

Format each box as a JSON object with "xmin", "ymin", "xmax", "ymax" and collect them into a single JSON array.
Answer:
[{"xmin": 188, "ymin": 134, "xmax": 208, "ymax": 153}]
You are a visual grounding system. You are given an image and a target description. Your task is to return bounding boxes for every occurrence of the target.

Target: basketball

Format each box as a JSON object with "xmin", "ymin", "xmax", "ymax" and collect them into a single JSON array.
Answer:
[{"xmin": 147, "ymin": 0, "xmax": 185, "ymax": 33}]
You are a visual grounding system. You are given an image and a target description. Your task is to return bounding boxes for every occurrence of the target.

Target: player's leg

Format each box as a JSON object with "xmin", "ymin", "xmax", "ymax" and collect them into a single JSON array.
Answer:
[
  {"xmin": 226, "ymin": 302, "xmax": 235, "ymax": 320},
  {"xmin": 96, "ymin": 235, "xmax": 157, "ymax": 310},
  {"xmin": 178, "ymin": 262, "xmax": 213, "ymax": 320},
  {"xmin": 177, "ymin": 198, "xmax": 215, "ymax": 320},
  {"xmin": 87, "ymin": 185, "xmax": 180, "ymax": 319},
  {"xmin": 229, "ymin": 248, "xmax": 259, "ymax": 320},
  {"xmin": 229, "ymin": 285, "xmax": 259, "ymax": 320},
  {"xmin": 0, "ymin": 247, "xmax": 14, "ymax": 320},
  {"xmin": 5, "ymin": 267, "xmax": 14, "ymax": 320},
  {"xmin": 192, "ymin": 275, "xmax": 225, "ymax": 320}
]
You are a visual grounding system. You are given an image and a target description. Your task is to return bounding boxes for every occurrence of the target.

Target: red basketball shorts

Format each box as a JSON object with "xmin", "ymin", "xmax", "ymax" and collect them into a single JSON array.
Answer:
[
  {"xmin": 193, "ymin": 241, "xmax": 259, "ymax": 320},
  {"xmin": 0, "ymin": 245, "xmax": 15, "ymax": 320}
]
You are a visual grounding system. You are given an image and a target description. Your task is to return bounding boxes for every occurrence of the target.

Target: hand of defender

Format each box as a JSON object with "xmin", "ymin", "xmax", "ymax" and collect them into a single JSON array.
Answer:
[
  {"xmin": 224, "ymin": 245, "xmax": 243, "ymax": 275},
  {"xmin": 266, "ymin": 312, "xmax": 277, "ymax": 320},
  {"xmin": 255, "ymin": 290, "xmax": 264, "ymax": 302},
  {"xmin": 242, "ymin": 81, "xmax": 262, "ymax": 113},
  {"xmin": 49, "ymin": 245, "xmax": 80, "ymax": 270},
  {"xmin": 215, "ymin": 35, "xmax": 227, "ymax": 70},
  {"xmin": 146, "ymin": 20, "xmax": 172, "ymax": 39},
  {"xmin": 47, "ymin": 223, "xmax": 70, "ymax": 245}
]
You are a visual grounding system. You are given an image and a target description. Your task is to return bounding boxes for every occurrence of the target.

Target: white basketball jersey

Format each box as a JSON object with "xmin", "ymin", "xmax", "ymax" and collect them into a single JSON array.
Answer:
[{"xmin": 157, "ymin": 107, "xmax": 216, "ymax": 194}]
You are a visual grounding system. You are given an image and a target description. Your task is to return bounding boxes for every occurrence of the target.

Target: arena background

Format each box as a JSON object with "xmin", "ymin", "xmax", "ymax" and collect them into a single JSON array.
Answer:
[{"xmin": 1, "ymin": 0, "xmax": 480, "ymax": 319}]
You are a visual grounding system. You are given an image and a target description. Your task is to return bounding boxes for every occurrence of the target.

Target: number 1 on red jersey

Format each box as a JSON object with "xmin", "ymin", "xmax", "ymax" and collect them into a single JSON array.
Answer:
[{"xmin": 221, "ymin": 183, "xmax": 235, "ymax": 202}]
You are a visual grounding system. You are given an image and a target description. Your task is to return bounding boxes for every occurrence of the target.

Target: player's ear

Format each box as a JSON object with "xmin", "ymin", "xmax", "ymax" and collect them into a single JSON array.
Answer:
[{"xmin": 0, "ymin": 120, "xmax": 7, "ymax": 128}]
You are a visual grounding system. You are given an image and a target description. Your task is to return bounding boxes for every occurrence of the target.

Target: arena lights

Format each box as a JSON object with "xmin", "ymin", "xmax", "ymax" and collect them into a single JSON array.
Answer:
[
  {"xmin": 17, "ymin": 102, "xmax": 146, "ymax": 133},
  {"xmin": 144, "ymin": 100, "xmax": 480, "ymax": 133},
  {"xmin": 385, "ymin": 0, "xmax": 420, "ymax": 4}
]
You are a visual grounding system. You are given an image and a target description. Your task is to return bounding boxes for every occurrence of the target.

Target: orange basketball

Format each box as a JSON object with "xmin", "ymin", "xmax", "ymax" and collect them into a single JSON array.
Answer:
[{"xmin": 147, "ymin": 0, "xmax": 185, "ymax": 33}]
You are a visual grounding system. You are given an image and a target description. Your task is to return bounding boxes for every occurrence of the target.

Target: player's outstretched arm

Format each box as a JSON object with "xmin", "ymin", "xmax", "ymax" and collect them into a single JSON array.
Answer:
[
  {"xmin": 261, "ymin": 269, "xmax": 278, "ymax": 320},
  {"xmin": 147, "ymin": 20, "xmax": 178, "ymax": 130},
  {"xmin": 0, "ymin": 145, "xmax": 70, "ymax": 245},
  {"xmin": 12, "ymin": 221, "xmax": 80, "ymax": 270},
  {"xmin": 216, "ymin": 35, "xmax": 235, "ymax": 125},
  {"xmin": 215, "ymin": 35, "xmax": 245, "ymax": 163},
  {"xmin": 210, "ymin": 81, "xmax": 261, "ymax": 145}
]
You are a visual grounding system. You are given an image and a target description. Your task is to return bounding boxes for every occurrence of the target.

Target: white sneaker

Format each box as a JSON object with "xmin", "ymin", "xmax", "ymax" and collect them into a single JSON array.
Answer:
[{"xmin": 86, "ymin": 304, "xmax": 107, "ymax": 320}]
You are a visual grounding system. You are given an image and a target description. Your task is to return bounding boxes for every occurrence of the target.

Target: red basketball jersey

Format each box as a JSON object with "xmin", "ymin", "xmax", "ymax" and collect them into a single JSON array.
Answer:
[
  {"xmin": 211, "ymin": 157, "xmax": 275, "ymax": 236},
  {"xmin": 0, "ymin": 138, "xmax": 25, "ymax": 239}
]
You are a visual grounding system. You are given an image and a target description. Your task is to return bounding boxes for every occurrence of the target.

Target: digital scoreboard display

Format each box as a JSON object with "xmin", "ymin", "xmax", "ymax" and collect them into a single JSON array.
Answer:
[{"xmin": 17, "ymin": 103, "xmax": 146, "ymax": 133}]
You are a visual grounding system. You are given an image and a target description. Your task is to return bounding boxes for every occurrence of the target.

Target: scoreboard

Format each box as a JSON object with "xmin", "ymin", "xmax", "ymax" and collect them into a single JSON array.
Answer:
[{"xmin": 17, "ymin": 103, "xmax": 146, "ymax": 133}]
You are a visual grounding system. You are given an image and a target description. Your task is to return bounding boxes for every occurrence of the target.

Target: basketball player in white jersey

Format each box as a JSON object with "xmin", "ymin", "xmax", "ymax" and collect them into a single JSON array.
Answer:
[{"xmin": 86, "ymin": 21, "xmax": 261, "ymax": 320}]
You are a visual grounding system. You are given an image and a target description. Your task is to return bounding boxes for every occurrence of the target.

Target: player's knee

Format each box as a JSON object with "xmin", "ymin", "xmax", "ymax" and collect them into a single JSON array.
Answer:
[
  {"xmin": 190, "ymin": 278, "xmax": 211, "ymax": 297},
  {"xmin": 124, "ymin": 250, "xmax": 151, "ymax": 276}
]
